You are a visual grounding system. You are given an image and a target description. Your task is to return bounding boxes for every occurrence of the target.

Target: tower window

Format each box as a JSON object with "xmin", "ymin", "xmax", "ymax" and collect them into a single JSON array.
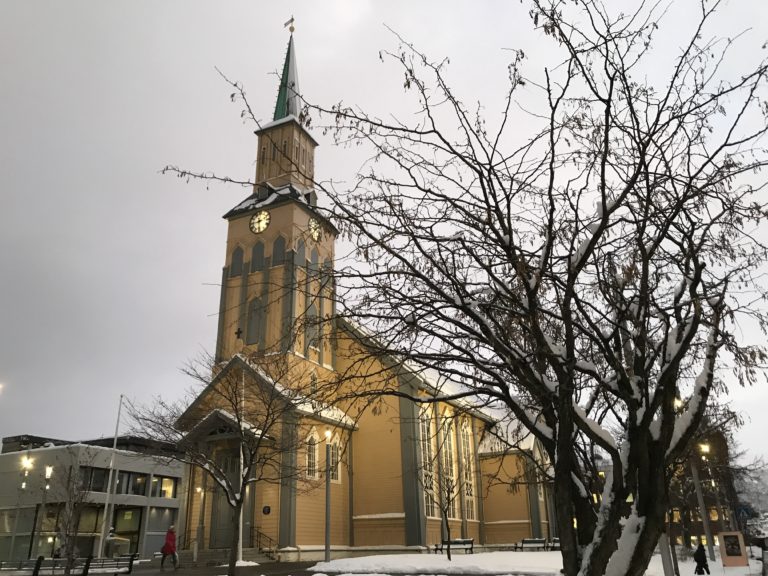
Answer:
[
  {"xmin": 260, "ymin": 147, "xmax": 266, "ymax": 164},
  {"xmin": 295, "ymin": 240, "xmax": 305, "ymax": 266},
  {"xmin": 229, "ymin": 246, "xmax": 244, "ymax": 277},
  {"xmin": 272, "ymin": 237, "xmax": 286, "ymax": 266},
  {"xmin": 251, "ymin": 242, "xmax": 265, "ymax": 272},
  {"xmin": 245, "ymin": 297, "xmax": 263, "ymax": 346},
  {"xmin": 271, "ymin": 143, "xmax": 277, "ymax": 161},
  {"xmin": 307, "ymin": 304, "xmax": 319, "ymax": 350}
]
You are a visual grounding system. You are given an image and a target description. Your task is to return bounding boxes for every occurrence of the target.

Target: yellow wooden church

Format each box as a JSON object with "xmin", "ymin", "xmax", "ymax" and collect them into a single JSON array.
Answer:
[{"xmin": 174, "ymin": 31, "xmax": 554, "ymax": 561}]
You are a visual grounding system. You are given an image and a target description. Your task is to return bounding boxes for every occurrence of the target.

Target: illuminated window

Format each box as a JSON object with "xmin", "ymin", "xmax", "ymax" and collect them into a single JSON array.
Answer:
[{"xmin": 150, "ymin": 476, "xmax": 178, "ymax": 498}]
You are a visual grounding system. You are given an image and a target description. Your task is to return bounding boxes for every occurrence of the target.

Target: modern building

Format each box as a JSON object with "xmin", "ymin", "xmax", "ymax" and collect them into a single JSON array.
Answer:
[
  {"xmin": 171, "ymin": 31, "xmax": 553, "ymax": 562},
  {"xmin": 667, "ymin": 432, "xmax": 739, "ymax": 548},
  {"xmin": 0, "ymin": 435, "xmax": 183, "ymax": 561}
]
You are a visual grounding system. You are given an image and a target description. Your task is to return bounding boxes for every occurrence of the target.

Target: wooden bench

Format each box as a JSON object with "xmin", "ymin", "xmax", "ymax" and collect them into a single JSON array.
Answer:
[
  {"xmin": 81, "ymin": 555, "xmax": 135, "ymax": 575},
  {"xmin": 514, "ymin": 537, "xmax": 547, "ymax": 551},
  {"xmin": 0, "ymin": 555, "xmax": 134, "ymax": 576},
  {"xmin": 433, "ymin": 538, "xmax": 474, "ymax": 554}
]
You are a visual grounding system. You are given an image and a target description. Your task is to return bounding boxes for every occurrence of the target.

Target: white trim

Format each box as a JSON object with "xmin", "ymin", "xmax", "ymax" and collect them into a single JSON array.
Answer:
[{"xmin": 352, "ymin": 513, "xmax": 406, "ymax": 520}]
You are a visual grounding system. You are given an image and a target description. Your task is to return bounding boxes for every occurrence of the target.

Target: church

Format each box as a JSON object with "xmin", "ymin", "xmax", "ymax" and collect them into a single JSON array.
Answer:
[{"xmin": 173, "ymin": 30, "xmax": 555, "ymax": 561}]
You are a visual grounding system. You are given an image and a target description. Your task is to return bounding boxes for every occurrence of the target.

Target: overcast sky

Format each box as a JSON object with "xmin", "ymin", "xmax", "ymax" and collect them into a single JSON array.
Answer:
[{"xmin": 2, "ymin": 1, "xmax": 767, "ymax": 462}]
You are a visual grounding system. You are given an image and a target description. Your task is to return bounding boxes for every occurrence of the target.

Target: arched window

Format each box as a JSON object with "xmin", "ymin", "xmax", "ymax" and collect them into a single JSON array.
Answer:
[
  {"xmin": 419, "ymin": 406, "xmax": 437, "ymax": 517},
  {"xmin": 306, "ymin": 304, "xmax": 319, "ymax": 350},
  {"xmin": 329, "ymin": 435, "xmax": 341, "ymax": 482},
  {"xmin": 272, "ymin": 236, "xmax": 286, "ymax": 266},
  {"xmin": 245, "ymin": 297, "xmax": 263, "ymax": 346},
  {"xmin": 441, "ymin": 415, "xmax": 458, "ymax": 519},
  {"xmin": 460, "ymin": 419, "xmax": 476, "ymax": 521},
  {"xmin": 229, "ymin": 246, "xmax": 244, "ymax": 277},
  {"xmin": 295, "ymin": 240, "xmax": 305, "ymax": 266},
  {"xmin": 251, "ymin": 242, "xmax": 265, "ymax": 272},
  {"xmin": 310, "ymin": 249, "xmax": 319, "ymax": 276},
  {"xmin": 321, "ymin": 258, "xmax": 333, "ymax": 290},
  {"xmin": 306, "ymin": 432, "xmax": 318, "ymax": 479}
]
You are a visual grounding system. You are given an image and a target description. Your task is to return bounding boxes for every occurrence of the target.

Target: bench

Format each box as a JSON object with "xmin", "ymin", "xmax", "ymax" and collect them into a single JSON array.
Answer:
[
  {"xmin": 548, "ymin": 537, "xmax": 560, "ymax": 551},
  {"xmin": 433, "ymin": 538, "xmax": 474, "ymax": 554},
  {"xmin": 82, "ymin": 555, "xmax": 135, "ymax": 575},
  {"xmin": 514, "ymin": 537, "xmax": 547, "ymax": 551},
  {"xmin": 0, "ymin": 555, "xmax": 134, "ymax": 576}
]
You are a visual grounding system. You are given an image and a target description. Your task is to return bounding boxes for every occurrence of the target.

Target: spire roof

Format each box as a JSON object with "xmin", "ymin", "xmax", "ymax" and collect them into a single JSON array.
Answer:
[{"xmin": 273, "ymin": 35, "xmax": 300, "ymax": 121}]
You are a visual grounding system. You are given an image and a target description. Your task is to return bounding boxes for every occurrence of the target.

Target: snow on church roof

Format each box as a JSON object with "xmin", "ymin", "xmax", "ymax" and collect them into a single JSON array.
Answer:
[
  {"xmin": 223, "ymin": 182, "xmax": 308, "ymax": 217},
  {"xmin": 234, "ymin": 354, "xmax": 356, "ymax": 429}
]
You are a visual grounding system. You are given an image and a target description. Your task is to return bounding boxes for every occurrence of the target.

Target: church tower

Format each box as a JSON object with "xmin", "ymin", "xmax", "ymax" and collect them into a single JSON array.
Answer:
[{"xmin": 214, "ymin": 32, "xmax": 336, "ymax": 372}]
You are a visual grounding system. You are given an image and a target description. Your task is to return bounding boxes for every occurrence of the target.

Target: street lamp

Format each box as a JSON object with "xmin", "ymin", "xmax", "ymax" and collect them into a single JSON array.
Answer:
[
  {"xmin": 691, "ymin": 443, "xmax": 715, "ymax": 561},
  {"xmin": 324, "ymin": 429, "xmax": 332, "ymax": 563}
]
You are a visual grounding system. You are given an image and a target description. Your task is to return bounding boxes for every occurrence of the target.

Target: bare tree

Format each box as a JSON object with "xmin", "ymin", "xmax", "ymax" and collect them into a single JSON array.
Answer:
[
  {"xmin": 308, "ymin": 1, "xmax": 768, "ymax": 575},
  {"xmin": 129, "ymin": 351, "xmax": 341, "ymax": 576}
]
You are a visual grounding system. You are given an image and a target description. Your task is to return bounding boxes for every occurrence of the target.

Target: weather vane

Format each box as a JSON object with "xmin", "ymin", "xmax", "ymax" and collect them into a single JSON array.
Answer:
[{"xmin": 284, "ymin": 16, "xmax": 295, "ymax": 34}]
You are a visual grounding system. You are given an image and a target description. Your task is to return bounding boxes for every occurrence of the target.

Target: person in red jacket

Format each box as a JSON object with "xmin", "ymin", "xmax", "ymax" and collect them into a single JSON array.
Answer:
[{"xmin": 160, "ymin": 525, "xmax": 178, "ymax": 571}]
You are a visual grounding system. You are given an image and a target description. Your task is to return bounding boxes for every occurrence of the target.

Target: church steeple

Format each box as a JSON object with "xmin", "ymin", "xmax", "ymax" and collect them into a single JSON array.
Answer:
[
  {"xmin": 273, "ymin": 34, "xmax": 300, "ymax": 121},
  {"xmin": 253, "ymin": 27, "xmax": 317, "ymax": 191},
  {"xmin": 215, "ymin": 26, "xmax": 336, "ymax": 366}
]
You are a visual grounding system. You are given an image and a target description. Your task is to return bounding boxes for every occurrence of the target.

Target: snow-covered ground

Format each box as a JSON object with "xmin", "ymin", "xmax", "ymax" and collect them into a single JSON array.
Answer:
[{"xmin": 309, "ymin": 549, "xmax": 766, "ymax": 576}]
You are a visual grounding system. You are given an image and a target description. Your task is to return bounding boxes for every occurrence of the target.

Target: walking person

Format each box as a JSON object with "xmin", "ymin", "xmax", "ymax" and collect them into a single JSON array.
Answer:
[
  {"xmin": 693, "ymin": 542, "xmax": 710, "ymax": 575},
  {"xmin": 160, "ymin": 525, "xmax": 178, "ymax": 571}
]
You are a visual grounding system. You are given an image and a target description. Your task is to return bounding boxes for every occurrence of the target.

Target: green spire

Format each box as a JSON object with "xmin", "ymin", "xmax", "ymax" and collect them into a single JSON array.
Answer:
[{"xmin": 273, "ymin": 35, "xmax": 300, "ymax": 121}]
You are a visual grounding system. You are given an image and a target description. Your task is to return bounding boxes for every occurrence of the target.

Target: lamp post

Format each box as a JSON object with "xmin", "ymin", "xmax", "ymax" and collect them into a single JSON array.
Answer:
[
  {"xmin": 194, "ymin": 479, "xmax": 207, "ymax": 564},
  {"xmin": 97, "ymin": 394, "xmax": 124, "ymax": 558},
  {"xmin": 691, "ymin": 443, "xmax": 715, "ymax": 562},
  {"xmin": 324, "ymin": 429, "xmax": 331, "ymax": 563}
]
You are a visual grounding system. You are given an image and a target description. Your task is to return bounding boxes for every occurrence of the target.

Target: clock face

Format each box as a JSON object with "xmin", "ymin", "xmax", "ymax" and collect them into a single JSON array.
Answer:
[
  {"xmin": 309, "ymin": 218, "xmax": 321, "ymax": 241},
  {"xmin": 249, "ymin": 210, "xmax": 270, "ymax": 234}
]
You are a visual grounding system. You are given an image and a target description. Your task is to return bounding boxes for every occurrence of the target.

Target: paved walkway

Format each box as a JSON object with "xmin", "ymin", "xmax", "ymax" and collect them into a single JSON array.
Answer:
[{"xmin": 133, "ymin": 561, "xmax": 317, "ymax": 576}]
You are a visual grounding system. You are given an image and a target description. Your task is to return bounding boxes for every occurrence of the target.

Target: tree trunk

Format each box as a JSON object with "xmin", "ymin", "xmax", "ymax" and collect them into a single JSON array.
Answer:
[
  {"xmin": 442, "ymin": 512, "xmax": 452, "ymax": 562},
  {"xmin": 226, "ymin": 502, "xmax": 242, "ymax": 576}
]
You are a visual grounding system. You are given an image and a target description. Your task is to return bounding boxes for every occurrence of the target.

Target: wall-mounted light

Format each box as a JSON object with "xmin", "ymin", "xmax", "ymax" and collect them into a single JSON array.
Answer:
[
  {"xmin": 21, "ymin": 456, "xmax": 33, "ymax": 470},
  {"xmin": 45, "ymin": 465, "xmax": 54, "ymax": 480}
]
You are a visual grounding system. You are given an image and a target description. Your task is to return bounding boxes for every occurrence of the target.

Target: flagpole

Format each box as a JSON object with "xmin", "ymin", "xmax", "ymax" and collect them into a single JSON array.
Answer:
[{"xmin": 97, "ymin": 394, "xmax": 123, "ymax": 558}]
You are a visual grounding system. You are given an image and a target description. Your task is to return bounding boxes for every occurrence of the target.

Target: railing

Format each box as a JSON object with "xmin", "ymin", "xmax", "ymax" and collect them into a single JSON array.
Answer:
[{"xmin": 252, "ymin": 529, "xmax": 276, "ymax": 560}]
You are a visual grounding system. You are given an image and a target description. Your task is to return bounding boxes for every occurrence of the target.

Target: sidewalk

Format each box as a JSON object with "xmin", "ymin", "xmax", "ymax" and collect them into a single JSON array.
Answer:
[{"xmin": 132, "ymin": 560, "xmax": 316, "ymax": 576}]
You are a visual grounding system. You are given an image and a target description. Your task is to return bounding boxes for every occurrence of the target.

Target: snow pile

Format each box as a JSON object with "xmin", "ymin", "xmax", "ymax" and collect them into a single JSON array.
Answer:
[
  {"xmin": 312, "ymin": 551, "xmax": 560, "ymax": 575},
  {"xmin": 309, "ymin": 549, "xmax": 764, "ymax": 576}
]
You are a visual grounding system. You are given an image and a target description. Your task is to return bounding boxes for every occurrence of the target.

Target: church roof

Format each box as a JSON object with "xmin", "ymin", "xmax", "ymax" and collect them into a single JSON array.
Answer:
[
  {"xmin": 222, "ymin": 182, "xmax": 338, "ymax": 234},
  {"xmin": 273, "ymin": 35, "xmax": 300, "ymax": 121},
  {"xmin": 177, "ymin": 354, "xmax": 356, "ymax": 432}
]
